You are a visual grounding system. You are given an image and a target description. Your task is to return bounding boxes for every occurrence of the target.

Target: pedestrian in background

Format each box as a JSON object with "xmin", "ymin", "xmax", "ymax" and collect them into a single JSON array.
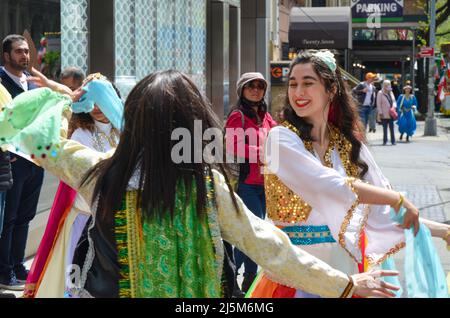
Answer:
[
  {"xmin": 0, "ymin": 34, "xmax": 42, "ymax": 291},
  {"xmin": 396, "ymin": 85, "xmax": 417, "ymax": 143},
  {"xmin": 0, "ymin": 83, "xmax": 12, "ymax": 239},
  {"xmin": 0, "ymin": 82, "xmax": 15, "ymax": 298},
  {"xmin": 225, "ymin": 72, "xmax": 277, "ymax": 296},
  {"xmin": 377, "ymin": 80, "xmax": 397, "ymax": 146},
  {"xmin": 60, "ymin": 67, "xmax": 85, "ymax": 91},
  {"xmin": 352, "ymin": 72, "xmax": 377, "ymax": 133},
  {"xmin": 391, "ymin": 80, "xmax": 401, "ymax": 100}
]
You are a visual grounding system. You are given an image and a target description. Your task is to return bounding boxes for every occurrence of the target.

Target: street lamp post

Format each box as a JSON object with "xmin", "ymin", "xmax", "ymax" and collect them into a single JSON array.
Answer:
[{"xmin": 424, "ymin": 0, "xmax": 437, "ymax": 136}]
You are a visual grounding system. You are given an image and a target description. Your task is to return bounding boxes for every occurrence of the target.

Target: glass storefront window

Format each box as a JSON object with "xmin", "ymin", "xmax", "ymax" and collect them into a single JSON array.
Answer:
[{"xmin": 0, "ymin": 0, "xmax": 61, "ymax": 79}]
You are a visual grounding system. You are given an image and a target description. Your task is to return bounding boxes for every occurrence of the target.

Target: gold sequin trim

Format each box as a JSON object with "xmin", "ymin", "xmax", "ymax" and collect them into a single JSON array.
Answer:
[
  {"xmin": 367, "ymin": 242, "xmax": 406, "ymax": 266},
  {"xmin": 356, "ymin": 204, "xmax": 371, "ymax": 252},
  {"xmin": 115, "ymin": 208, "xmax": 131, "ymax": 298},
  {"xmin": 338, "ymin": 177, "xmax": 361, "ymax": 263},
  {"xmin": 265, "ymin": 172, "xmax": 312, "ymax": 223},
  {"xmin": 125, "ymin": 191, "xmax": 143, "ymax": 298}
]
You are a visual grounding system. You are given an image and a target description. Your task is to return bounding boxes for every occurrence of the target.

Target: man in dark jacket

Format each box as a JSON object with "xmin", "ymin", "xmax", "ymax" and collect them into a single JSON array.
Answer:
[
  {"xmin": 352, "ymin": 72, "xmax": 378, "ymax": 132},
  {"xmin": 0, "ymin": 150, "xmax": 15, "ymax": 297},
  {"xmin": 0, "ymin": 34, "xmax": 42, "ymax": 291}
]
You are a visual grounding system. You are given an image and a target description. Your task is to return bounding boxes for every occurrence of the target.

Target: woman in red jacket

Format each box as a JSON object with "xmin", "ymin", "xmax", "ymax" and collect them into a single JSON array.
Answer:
[{"xmin": 225, "ymin": 72, "xmax": 277, "ymax": 295}]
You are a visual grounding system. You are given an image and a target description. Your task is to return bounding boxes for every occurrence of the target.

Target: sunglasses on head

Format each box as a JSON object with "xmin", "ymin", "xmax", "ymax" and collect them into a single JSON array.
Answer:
[{"xmin": 245, "ymin": 81, "xmax": 265, "ymax": 90}]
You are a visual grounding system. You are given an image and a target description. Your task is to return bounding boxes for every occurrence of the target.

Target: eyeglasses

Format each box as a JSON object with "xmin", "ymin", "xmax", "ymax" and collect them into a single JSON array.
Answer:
[{"xmin": 245, "ymin": 81, "xmax": 265, "ymax": 90}]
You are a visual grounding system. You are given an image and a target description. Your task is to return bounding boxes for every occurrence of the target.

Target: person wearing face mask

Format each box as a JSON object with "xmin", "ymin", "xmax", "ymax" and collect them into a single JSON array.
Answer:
[
  {"xmin": 376, "ymin": 80, "xmax": 397, "ymax": 146},
  {"xmin": 224, "ymin": 73, "xmax": 278, "ymax": 296}
]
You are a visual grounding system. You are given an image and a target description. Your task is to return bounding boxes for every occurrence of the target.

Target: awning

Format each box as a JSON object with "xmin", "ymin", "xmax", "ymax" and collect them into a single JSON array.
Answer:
[{"xmin": 289, "ymin": 7, "xmax": 352, "ymax": 50}]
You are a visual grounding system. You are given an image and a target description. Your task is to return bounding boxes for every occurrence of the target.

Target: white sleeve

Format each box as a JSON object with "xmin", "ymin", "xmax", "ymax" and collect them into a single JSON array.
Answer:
[
  {"xmin": 359, "ymin": 144, "xmax": 404, "ymax": 265},
  {"xmin": 70, "ymin": 128, "xmax": 95, "ymax": 149}
]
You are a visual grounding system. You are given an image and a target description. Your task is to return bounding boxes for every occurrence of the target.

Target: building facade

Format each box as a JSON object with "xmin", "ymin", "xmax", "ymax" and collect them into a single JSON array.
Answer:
[
  {"xmin": 1, "ymin": 0, "xmax": 273, "ymax": 119},
  {"xmin": 0, "ymin": 0, "xmax": 60, "ymax": 46},
  {"xmin": 61, "ymin": 0, "xmax": 272, "ymax": 118}
]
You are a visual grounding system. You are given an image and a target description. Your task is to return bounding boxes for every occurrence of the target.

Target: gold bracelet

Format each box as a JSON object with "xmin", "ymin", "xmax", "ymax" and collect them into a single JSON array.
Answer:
[
  {"xmin": 392, "ymin": 192, "xmax": 404, "ymax": 211},
  {"xmin": 444, "ymin": 230, "xmax": 450, "ymax": 251}
]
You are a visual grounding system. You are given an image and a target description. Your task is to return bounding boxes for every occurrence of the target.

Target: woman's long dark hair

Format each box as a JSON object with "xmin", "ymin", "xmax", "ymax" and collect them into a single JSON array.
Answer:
[
  {"xmin": 283, "ymin": 51, "xmax": 369, "ymax": 178},
  {"xmin": 81, "ymin": 70, "xmax": 238, "ymax": 220}
]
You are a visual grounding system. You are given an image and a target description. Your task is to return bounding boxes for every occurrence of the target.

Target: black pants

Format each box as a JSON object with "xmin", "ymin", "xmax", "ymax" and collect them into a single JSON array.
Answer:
[
  {"xmin": 382, "ymin": 118, "xmax": 396, "ymax": 145},
  {"xmin": 0, "ymin": 157, "xmax": 44, "ymax": 274}
]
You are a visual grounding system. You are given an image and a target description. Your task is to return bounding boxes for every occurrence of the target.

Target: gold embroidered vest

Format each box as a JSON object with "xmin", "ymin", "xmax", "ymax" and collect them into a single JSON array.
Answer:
[{"xmin": 265, "ymin": 122, "xmax": 360, "ymax": 224}]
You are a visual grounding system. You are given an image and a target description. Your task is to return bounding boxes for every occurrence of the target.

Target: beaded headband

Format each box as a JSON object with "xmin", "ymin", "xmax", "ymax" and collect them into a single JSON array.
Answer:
[
  {"xmin": 312, "ymin": 50, "xmax": 342, "ymax": 96},
  {"xmin": 312, "ymin": 50, "xmax": 337, "ymax": 73}
]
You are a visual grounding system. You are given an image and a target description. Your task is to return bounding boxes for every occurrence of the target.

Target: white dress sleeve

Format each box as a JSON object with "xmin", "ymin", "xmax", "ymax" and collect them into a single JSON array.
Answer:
[
  {"xmin": 70, "ymin": 128, "xmax": 95, "ymax": 149},
  {"xmin": 359, "ymin": 144, "xmax": 405, "ymax": 265}
]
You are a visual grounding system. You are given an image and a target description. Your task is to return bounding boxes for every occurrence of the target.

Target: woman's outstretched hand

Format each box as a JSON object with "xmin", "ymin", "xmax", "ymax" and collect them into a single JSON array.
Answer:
[
  {"xmin": 400, "ymin": 197, "xmax": 420, "ymax": 236},
  {"xmin": 70, "ymin": 87, "xmax": 86, "ymax": 103},
  {"xmin": 351, "ymin": 270, "xmax": 400, "ymax": 298}
]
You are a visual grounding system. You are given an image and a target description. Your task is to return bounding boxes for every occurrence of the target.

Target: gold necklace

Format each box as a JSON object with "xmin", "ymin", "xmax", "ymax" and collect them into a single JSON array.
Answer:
[
  {"xmin": 281, "ymin": 122, "xmax": 359, "ymax": 178},
  {"xmin": 92, "ymin": 126, "xmax": 120, "ymax": 152}
]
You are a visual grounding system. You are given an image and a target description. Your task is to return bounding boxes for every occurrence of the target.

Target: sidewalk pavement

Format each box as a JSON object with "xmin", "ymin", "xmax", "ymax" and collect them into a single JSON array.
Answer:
[{"xmin": 366, "ymin": 117, "xmax": 450, "ymax": 224}]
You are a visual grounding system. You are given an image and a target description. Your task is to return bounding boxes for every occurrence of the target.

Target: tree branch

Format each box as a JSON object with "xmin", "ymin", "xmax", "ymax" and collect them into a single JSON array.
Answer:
[
  {"xmin": 436, "ymin": 1, "xmax": 450, "ymax": 28},
  {"xmin": 436, "ymin": 0, "xmax": 448, "ymax": 15},
  {"xmin": 436, "ymin": 29, "xmax": 450, "ymax": 36}
]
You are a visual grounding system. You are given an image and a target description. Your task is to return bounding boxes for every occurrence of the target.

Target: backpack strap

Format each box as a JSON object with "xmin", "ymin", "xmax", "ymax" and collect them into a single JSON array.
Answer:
[{"xmin": 236, "ymin": 110, "xmax": 245, "ymax": 129}]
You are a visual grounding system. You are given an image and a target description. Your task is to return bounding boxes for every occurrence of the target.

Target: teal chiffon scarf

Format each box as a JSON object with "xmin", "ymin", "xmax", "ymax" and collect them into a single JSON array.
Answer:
[{"xmin": 381, "ymin": 206, "xmax": 448, "ymax": 298}]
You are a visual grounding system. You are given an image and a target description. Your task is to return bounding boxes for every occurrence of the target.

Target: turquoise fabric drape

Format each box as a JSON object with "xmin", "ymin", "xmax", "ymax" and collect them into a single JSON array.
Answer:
[
  {"xmin": 383, "ymin": 206, "xmax": 448, "ymax": 298},
  {"xmin": 381, "ymin": 256, "xmax": 403, "ymax": 298},
  {"xmin": 72, "ymin": 80, "xmax": 124, "ymax": 131}
]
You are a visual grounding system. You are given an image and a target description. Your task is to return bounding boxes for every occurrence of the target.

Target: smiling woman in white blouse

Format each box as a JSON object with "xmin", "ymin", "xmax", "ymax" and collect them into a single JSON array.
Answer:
[{"xmin": 247, "ymin": 50, "xmax": 450, "ymax": 298}]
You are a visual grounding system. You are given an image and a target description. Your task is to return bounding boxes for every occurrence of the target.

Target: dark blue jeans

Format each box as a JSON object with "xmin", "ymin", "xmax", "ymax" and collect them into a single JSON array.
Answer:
[
  {"xmin": 234, "ymin": 183, "xmax": 266, "ymax": 276},
  {"xmin": 0, "ymin": 191, "xmax": 5, "ymax": 238},
  {"xmin": 0, "ymin": 157, "xmax": 44, "ymax": 274},
  {"xmin": 359, "ymin": 105, "xmax": 373, "ymax": 130}
]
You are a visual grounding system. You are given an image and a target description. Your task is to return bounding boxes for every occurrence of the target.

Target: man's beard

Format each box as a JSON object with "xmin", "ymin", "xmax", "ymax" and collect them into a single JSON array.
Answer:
[{"xmin": 10, "ymin": 59, "xmax": 29, "ymax": 72}]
